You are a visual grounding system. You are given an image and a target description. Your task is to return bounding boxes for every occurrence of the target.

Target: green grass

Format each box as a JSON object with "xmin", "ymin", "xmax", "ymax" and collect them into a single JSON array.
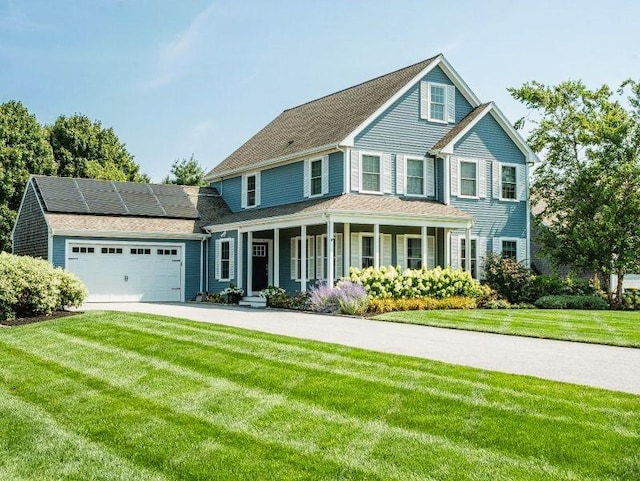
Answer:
[
  {"xmin": 0, "ymin": 312, "xmax": 638, "ymax": 480},
  {"xmin": 376, "ymin": 309, "xmax": 640, "ymax": 348}
]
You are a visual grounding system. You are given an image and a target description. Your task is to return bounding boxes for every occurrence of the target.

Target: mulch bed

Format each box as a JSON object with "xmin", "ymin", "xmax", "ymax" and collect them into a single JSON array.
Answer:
[{"xmin": 1, "ymin": 310, "xmax": 82, "ymax": 327}]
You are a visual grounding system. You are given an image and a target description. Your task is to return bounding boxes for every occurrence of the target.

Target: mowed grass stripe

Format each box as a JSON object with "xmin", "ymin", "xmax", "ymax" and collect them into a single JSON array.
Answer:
[
  {"xmin": 81, "ymin": 316, "xmax": 639, "ymax": 437},
  {"xmin": 0, "ymin": 385, "xmax": 168, "ymax": 481},
  {"xmin": 84, "ymin": 313, "xmax": 640, "ymax": 421},
  {"xmin": 376, "ymin": 309, "xmax": 640, "ymax": 347},
  {"xmin": 0, "ymin": 328, "xmax": 577, "ymax": 481}
]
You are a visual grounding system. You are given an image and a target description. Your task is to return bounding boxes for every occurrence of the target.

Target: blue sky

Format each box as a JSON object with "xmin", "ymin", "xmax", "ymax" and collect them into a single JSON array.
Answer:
[{"xmin": 2, "ymin": 1, "xmax": 639, "ymax": 181}]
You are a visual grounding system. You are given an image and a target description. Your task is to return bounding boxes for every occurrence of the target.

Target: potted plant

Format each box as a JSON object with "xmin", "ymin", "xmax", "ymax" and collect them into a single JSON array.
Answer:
[{"xmin": 221, "ymin": 284, "xmax": 244, "ymax": 304}]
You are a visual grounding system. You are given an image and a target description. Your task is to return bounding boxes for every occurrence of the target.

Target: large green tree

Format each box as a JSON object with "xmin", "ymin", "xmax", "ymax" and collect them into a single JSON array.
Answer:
[
  {"xmin": 47, "ymin": 114, "xmax": 148, "ymax": 182},
  {"xmin": 510, "ymin": 80, "xmax": 640, "ymax": 304},
  {"xmin": 0, "ymin": 101, "xmax": 57, "ymax": 251},
  {"xmin": 162, "ymin": 154, "xmax": 206, "ymax": 186}
]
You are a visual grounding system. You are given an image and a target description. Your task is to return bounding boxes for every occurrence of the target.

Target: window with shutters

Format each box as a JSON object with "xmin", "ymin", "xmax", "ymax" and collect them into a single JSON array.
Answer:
[
  {"xmin": 291, "ymin": 236, "xmax": 315, "ymax": 281},
  {"xmin": 360, "ymin": 154, "xmax": 381, "ymax": 193},
  {"xmin": 459, "ymin": 160, "xmax": 478, "ymax": 197},
  {"xmin": 246, "ymin": 174, "xmax": 256, "ymax": 207},
  {"xmin": 310, "ymin": 159, "xmax": 322, "ymax": 196},
  {"xmin": 220, "ymin": 240, "xmax": 231, "ymax": 280},
  {"xmin": 405, "ymin": 158, "xmax": 424, "ymax": 196},
  {"xmin": 501, "ymin": 165, "xmax": 517, "ymax": 200},
  {"xmin": 461, "ymin": 238, "xmax": 478, "ymax": 279},
  {"xmin": 361, "ymin": 235, "xmax": 374, "ymax": 268},
  {"xmin": 502, "ymin": 240, "xmax": 517, "ymax": 260},
  {"xmin": 429, "ymin": 84, "xmax": 446, "ymax": 121},
  {"xmin": 406, "ymin": 237, "xmax": 422, "ymax": 269}
]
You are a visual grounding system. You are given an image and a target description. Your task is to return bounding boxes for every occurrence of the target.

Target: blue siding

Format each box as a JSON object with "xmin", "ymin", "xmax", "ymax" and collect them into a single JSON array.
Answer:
[
  {"xmin": 328, "ymin": 151, "xmax": 344, "ymax": 195},
  {"xmin": 208, "ymin": 230, "xmax": 239, "ymax": 292},
  {"xmin": 454, "ymin": 115, "xmax": 525, "ymax": 164},
  {"xmin": 213, "ymin": 176, "xmax": 242, "ymax": 213},
  {"xmin": 52, "ymin": 236, "xmax": 203, "ymax": 301}
]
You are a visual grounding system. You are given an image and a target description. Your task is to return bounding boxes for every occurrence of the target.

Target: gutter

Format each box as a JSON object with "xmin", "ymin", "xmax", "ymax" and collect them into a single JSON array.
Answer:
[{"xmin": 52, "ymin": 229, "xmax": 209, "ymax": 241}]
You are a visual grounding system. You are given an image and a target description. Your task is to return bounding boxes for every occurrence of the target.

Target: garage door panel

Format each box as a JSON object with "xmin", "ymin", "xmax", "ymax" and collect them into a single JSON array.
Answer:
[{"xmin": 67, "ymin": 242, "xmax": 183, "ymax": 302}]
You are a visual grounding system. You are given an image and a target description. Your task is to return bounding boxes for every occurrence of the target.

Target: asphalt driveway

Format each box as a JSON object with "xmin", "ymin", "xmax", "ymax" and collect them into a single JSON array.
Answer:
[{"xmin": 82, "ymin": 302, "xmax": 640, "ymax": 395}]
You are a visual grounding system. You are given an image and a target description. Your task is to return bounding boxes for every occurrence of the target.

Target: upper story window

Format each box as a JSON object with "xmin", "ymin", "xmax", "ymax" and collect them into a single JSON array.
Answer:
[
  {"xmin": 501, "ymin": 165, "xmax": 517, "ymax": 200},
  {"xmin": 406, "ymin": 158, "xmax": 424, "ymax": 196},
  {"xmin": 242, "ymin": 172, "xmax": 260, "ymax": 208},
  {"xmin": 430, "ymin": 84, "xmax": 446, "ymax": 121},
  {"xmin": 311, "ymin": 159, "xmax": 322, "ymax": 196},
  {"xmin": 361, "ymin": 154, "xmax": 381, "ymax": 193},
  {"xmin": 420, "ymin": 81, "xmax": 455, "ymax": 123},
  {"xmin": 502, "ymin": 240, "xmax": 517, "ymax": 260},
  {"xmin": 459, "ymin": 160, "xmax": 477, "ymax": 197}
]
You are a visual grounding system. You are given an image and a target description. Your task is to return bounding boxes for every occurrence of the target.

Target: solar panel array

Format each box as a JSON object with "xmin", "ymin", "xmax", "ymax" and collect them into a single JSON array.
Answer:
[{"xmin": 34, "ymin": 177, "xmax": 199, "ymax": 219}]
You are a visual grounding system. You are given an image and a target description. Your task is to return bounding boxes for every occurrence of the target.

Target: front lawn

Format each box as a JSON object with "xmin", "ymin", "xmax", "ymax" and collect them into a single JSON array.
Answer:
[
  {"xmin": 0, "ymin": 312, "xmax": 638, "ymax": 480},
  {"xmin": 376, "ymin": 309, "xmax": 640, "ymax": 348}
]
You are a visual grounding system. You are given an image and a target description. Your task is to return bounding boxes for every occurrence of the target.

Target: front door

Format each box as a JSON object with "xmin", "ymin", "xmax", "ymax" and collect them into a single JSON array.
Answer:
[{"xmin": 252, "ymin": 241, "xmax": 269, "ymax": 292}]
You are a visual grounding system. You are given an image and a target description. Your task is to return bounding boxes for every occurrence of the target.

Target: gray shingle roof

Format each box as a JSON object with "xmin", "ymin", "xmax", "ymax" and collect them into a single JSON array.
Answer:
[
  {"xmin": 205, "ymin": 193, "xmax": 471, "ymax": 228},
  {"xmin": 206, "ymin": 55, "xmax": 441, "ymax": 179},
  {"xmin": 431, "ymin": 103, "xmax": 492, "ymax": 152}
]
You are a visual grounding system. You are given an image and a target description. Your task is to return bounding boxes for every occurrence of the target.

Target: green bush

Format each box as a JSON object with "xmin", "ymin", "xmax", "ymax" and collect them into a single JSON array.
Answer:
[
  {"xmin": 483, "ymin": 253, "xmax": 531, "ymax": 304},
  {"xmin": 348, "ymin": 265, "xmax": 485, "ymax": 300},
  {"xmin": 534, "ymin": 295, "xmax": 608, "ymax": 310},
  {"xmin": 368, "ymin": 296, "xmax": 476, "ymax": 313},
  {"xmin": 0, "ymin": 252, "xmax": 87, "ymax": 320}
]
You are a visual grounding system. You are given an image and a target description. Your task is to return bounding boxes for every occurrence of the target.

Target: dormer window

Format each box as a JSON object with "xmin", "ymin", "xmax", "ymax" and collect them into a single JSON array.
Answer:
[{"xmin": 247, "ymin": 175, "xmax": 256, "ymax": 206}]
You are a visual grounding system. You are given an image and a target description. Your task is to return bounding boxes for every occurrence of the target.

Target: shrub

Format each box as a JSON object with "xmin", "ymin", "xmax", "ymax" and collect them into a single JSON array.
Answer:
[
  {"xmin": 0, "ymin": 252, "xmax": 88, "ymax": 320},
  {"xmin": 534, "ymin": 295, "xmax": 608, "ymax": 310},
  {"xmin": 485, "ymin": 299, "xmax": 512, "ymax": 309},
  {"xmin": 483, "ymin": 252, "xmax": 531, "ymax": 304},
  {"xmin": 310, "ymin": 281, "xmax": 369, "ymax": 316},
  {"xmin": 367, "ymin": 296, "xmax": 476, "ymax": 313},
  {"xmin": 349, "ymin": 265, "xmax": 484, "ymax": 300},
  {"xmin": 528, "ymin": 274, "xmax": 599, "ymax": 300},
  {"xmin": 259, "ymin": 286, "xmax": 287, "ymax": 307}
]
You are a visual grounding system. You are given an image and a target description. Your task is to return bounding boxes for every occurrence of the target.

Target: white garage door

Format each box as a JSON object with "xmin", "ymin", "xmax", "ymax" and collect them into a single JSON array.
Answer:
[{"xmin": 66, "ymin": 242, "xmax": 183, "ymax": 302}]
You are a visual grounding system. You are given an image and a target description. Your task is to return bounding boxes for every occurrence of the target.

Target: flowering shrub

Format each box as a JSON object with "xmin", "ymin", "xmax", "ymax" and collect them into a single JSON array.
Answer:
[
  {"xmin": 368, "ymin": 296, "xmax": 476, "ymax": 313},
  {"xmin": 310, "ymin": 281, "xmax": 369, "ymax": 316},
  {"xmin": 483, "ymin": 253, "xmax": 531, "ymax": 303},
  {"xmin": 348, "ymin": 265, "xmax": 485, "ymax": 300}
]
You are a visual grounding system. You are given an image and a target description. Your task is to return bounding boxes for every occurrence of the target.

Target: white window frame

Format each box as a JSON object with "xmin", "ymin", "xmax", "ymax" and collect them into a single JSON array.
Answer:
[
  {"xmin": 359, "ymin": 151, "xmax": 383, "ymax": 194},
  {"xmin": 405, "ymin": 235, "xmax": 423, "ymax": 269},
  {"xmin": 242, "ymin": 172, "xmax": 260, "ymax": 208},
  {"xmin": 359, "ymin": 233, "xmax": 375, "ymax": 268},
  {"xmin": 458, "ymin": 158, "xmax": 479, "ymax": 199},
  {"xmin": 316, "ymin": 234, "xmax": 326, "ymax": 280},
  {"xmin": 309, "ymin": 158, "xmax": 323, "ymax": 198},
  {"xmin": 404, "ymin": 156, "xmax": 426, "ymax": 197},
  {"xmin": 218, "ymin": 239, "xmax": 232, "ymax": 282},
  {"xmin": 459, "ymin": 236, "xmax": 479, "ymax": 279},
  {"xmin": 499, "ymin": 163, "xmax": 519, "ymax": 202},
  {"xmin": 427, "ymin": 82, "xmax": 448, "ymax": 124},
  {"xmin": 291, "ymin": 235, "xmax": 315, "ymax": 281},
  {"xmin": 501, "ymin": 237, "xmax": 519, "ymax": 260}
]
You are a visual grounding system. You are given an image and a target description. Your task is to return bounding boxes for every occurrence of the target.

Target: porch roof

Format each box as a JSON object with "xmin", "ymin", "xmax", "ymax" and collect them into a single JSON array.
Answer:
[{"xmin": 204, "ymin": 194, "xmax": 473, "ymax": 232}]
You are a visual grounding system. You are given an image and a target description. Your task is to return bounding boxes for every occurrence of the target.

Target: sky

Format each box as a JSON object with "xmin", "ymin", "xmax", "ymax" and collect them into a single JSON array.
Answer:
[{"xmin": 2, "ymin": 0, "xmax": 639, "ymax": 182}]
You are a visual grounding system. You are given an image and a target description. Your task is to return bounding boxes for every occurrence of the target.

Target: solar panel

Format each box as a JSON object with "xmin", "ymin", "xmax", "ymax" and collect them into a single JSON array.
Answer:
[{"xmin": 119, "ymin": 192, "xmax": 165, "ymax": 216}]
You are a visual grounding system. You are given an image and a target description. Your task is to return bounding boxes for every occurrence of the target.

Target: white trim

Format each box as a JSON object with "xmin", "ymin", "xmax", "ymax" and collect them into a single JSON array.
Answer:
[
  {"xmin": 499, "ymin": 237, "xmax": 521, "ymax": 260},
  {"xmin": 64, "ymin": 239, "xmax": 186, "ymax": 302},
  {"xmin": 273, "ymin": 228, "xmax": 280, "ymax": 287},
  {"xmin": 404, "ymin": 234, "xmax": 423, "ymax": 269},
  {"xmin": 342, "ymin": 55, "xmax": 481, "ymax": 146},
  {"xmin": 251, "ymin": 237, "xmax": 273, "ymax": 290},
  {"xmin": 343, "ymin": 147, "xmax": 351, "ymax": 195},
  {"xmin": 458, "ymin": 235, "xmax": 479, "ymax": 279},
  {"xmin": 307, "ymin": 156, "xmax": 324, "ymax": 198},
  {"xmin": 497, "ymin": 162, "xmax": 520, "ymax": 202},
  {"xmin": 242, "ymin": 171, "xmax": 260, "ymax": 208},
  {"xmin": 456, "ymin": 157, "xmax": 480, "ymax": 199},
  {"xmin": 291, "ymin": 234, "xmax": 316, "ymax": 283},
  {"xmin": 426, "ymin": 81, "xmax": 450, "ymax": 124},
  {"xmin": 431, "ymin": 103, "xmax": 493, "ymax": 154},
  {"xmin": 359, "ymin": 150, "xmax": 384, "ymax": 194},
  {"xmin": 216, "ymin": 238, "xmax": 234, "ymax": 282},
  {"xmin": 52, "ymin": 229, "xmax": 207, "ymax": 240},
  {"xmin": 404, "ymin": 155, "xmax": 427, "ymax": 197},
  {"xmin": 525, "ymin": 164, "xmax": 531, "ymax": 268}
]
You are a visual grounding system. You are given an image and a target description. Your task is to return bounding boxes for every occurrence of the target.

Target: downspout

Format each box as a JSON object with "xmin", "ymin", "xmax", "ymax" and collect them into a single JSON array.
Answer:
[
  {"xmin": 336, "ymin": 144, "xmax": 349, "ymax": 194},
  {"xmin": 199, "ymin": 238, "xmax": 205, "ymax": 293},
  {"xmin": 443, "ymin": 154, "xmax": 451, "ymax": 205},
  {"xmin": 525, "ymin": 160, "xmax": 533, "ymax": 269}
]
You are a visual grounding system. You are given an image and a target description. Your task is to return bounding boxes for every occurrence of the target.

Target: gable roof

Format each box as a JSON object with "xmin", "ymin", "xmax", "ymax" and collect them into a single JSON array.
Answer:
[
  {"xmin": 205, "ymin": 55, "xmax": 444, "ymax": 180},
  {"xmin": 30, "ymin": 176, "xmax": 231, "ymax": 236},
  {"xmin": 431, "ymin": 103, "xmax": 492, "ymax": 152}
]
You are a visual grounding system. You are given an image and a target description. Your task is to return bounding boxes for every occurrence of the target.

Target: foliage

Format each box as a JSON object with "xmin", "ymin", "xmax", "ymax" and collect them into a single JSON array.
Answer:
[
  {"xmin": 368, "ymin": 296, "xmax": 477, "ymax": 313},
  {"xmin": 266, "ymin": 290, "xmax": 311, "ymax": 311},
  {"xmin": 484, "ymin": 300, "xmax": 536, "ymax": 309},
  {"xmin": 622, "ymin": 288, "xmax": 640, "ymax": 310},
  {"xmin": 163, "ymin": 154, "xmax": 206, "ymax": 185},
  {"xmin": 510, "ymin": 79, "xmax": 640, "ymax": 305},
  {"xmin": 534, "ymin": 295, "xmax": 608, "ymax": 310},
  {"xmin": 483, "ymin": 253, "xmax": 532, "ymax": 303},
  {"xmin": 220, "ymin": 284, "xmax": 244, "ymax": 296},
  {"xmin": 0, "ymin": 101, "xmax": 57, "ymax": 251},
  {"xmin": 46, "ymin": 114, "xmax": 147, "ymax": 182},
  {"xmin": 205, "ymin": 292, "xmax": 226, "ymax": 303},
  {"xmin": 310, "ymin": 281, "xmax": 369, "ymax": 316},
  {"xmin": 259, "ymin": 286, "xmax": 286, "ymax": 307},
  {"xmin": 0, "ymin": 252, "xmax": 87, "ymax": 320},
  {"xmin": 348, "ymin": 265, "xmax": 485, "ymax": 300}
]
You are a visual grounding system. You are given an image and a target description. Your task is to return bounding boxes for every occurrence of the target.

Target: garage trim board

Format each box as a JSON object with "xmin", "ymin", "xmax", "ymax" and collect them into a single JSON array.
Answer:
[{"xmin": 65, "ymin": 239, "xmax": 186, "ymax": 302}]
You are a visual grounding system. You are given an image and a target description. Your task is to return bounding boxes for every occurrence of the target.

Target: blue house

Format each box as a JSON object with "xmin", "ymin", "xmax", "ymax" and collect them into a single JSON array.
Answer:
[{"xmin": 12, "ymin": 54, "xmax": 536, "ymax": 303}]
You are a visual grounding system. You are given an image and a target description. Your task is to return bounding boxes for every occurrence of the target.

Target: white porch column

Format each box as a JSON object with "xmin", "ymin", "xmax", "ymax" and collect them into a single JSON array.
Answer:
[
  {"xmin": 237, "ymin": 232, "xmax": 243, "ymax": 289},
  {"xmin": 443, "ymin": 154, "xmax": 451, "ymax": 205},
  {"xmin": 343, "ymin": 223, "xmax": 350, "ymax": 276},
  {"xmin": 443, "ymin": 228, "xmax": 450, "ymax": 267},
  {"xmin": 273, "ymin": 228, "xmax": 280, "ymax": 288},
  {"xmin": 373, "ymin": 223, "xmax": 380, "ymax": 269},
  {"xmin": 246, "ymin": 231, "xmax": 253, "ymax": 296},
  {"xmin": 465, "ymin": 227, "xmax": 471, "ymax": 272},
  {"xmin": 327, "ymin": 219, "xmax": 334, "ymax": 285},
  {"xmin": 421, "ymin": 225, "xmax": 428, "ymax": 269},
  {"xmin": 300, "ymin": 225, "xmax": 307, "ymax": 292}
]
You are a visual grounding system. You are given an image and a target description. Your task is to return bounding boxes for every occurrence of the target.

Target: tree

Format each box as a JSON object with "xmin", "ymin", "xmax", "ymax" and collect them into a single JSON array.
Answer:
[
  {"xmin": 510, "ymin": 80, "xmax": 640, "ymax": 304},
  {"xmin": 46, "ymin": 114, "xmax": 147, "ymax": 182},
  {"xmin": 0, "ymin": 101, "xmax": 57, "ymax": 251},
  {"xmin": 162, "ymin": 154, "xmax": 206, "ymax": 185}
]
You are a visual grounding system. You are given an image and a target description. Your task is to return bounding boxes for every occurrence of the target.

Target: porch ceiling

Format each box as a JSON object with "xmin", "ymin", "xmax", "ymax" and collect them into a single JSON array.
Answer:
[{"xmin": 204, "ymin": 194, "xmax": 473, "ymax": 232}]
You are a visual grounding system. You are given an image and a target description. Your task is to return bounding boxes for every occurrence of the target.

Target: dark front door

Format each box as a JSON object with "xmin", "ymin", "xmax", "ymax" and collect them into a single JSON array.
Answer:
[{"xmin": 252, "ymin": 242, "xmax": 269, "ymax": 292}]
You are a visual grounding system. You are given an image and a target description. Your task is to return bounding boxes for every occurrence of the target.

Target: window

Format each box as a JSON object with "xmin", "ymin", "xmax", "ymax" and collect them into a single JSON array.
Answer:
[
  {"xmin": 72, "ymin": 246, "xmax": 94, "ymax": 254},
  {"xmin": 501, "ymin": 165, "xmax": 517, "ymax": 200},
  {"xmin": 461, "ymin": 239, "xmax": 478, "ymax": 279},
  {"xmin": 291, "ymin": 236, "xmax": 315, "ymax": 280},
  {"xmin": 310, "ymin": 159, "xmax": 322, "ymax": 196},
  {"xmin": 130, "ymin": 248, "xmax": 151, "ymax": 255},
  {"xmin": 430, "ymin": 84, "xmax": 446, "ymax": 121},
  {"xmin": 220, "ymin": 241, "xmax": 231, "ymax": 280},
  {"xmin": 246, "ymin": 174, "xmax": 256, "ymax": 207},
  {"xmin": 101, "ymin": 247, "xmax": 122, "ymax": 254},
  {"xmin": 460, "ymin": 160, "xmax": 477, "ymax": 197},
  {"xmin": 157, "ymin": 249, "xmax": 178, "ymax": 256},
  {"xmin": 361, "ymin": 154, "xmax": 381, "ymax": 192},
  {"xmin": 253, "ymin": 244, "xmax": 266, "ymax": 257},
  {"xmin": 502, "ymin": 240, "xmax": 517, "ymax": 260},
  {"xmin": 361, "ymin": 235, "xmax": 374, "ymax": 268},
  {"xmin": 406, "ymin": 158, "xmax": 424, "ymax": 196},
  {"xmin": 407, "ymin": 237, "xmax": 422, "ymax": 269}
]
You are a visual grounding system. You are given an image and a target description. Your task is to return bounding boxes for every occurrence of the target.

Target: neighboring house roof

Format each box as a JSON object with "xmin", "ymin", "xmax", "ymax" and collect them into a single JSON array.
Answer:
[
  {"xmin": 205, "ymin": 55, "xmax": 442, "ymax": 179},
  {"xmin": 204, "ymin": 193, "xmax": 472, "ymax": 231},
  {"xmin": 31, "ymin": 176, "xmax": 231, "ymax": 236}
]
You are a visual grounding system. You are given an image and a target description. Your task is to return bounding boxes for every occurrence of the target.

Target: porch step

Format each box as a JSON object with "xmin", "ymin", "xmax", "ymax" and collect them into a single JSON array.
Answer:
[{"xmin": 239, "ymin": 296, "xmax": 267, "ymax": 308}]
